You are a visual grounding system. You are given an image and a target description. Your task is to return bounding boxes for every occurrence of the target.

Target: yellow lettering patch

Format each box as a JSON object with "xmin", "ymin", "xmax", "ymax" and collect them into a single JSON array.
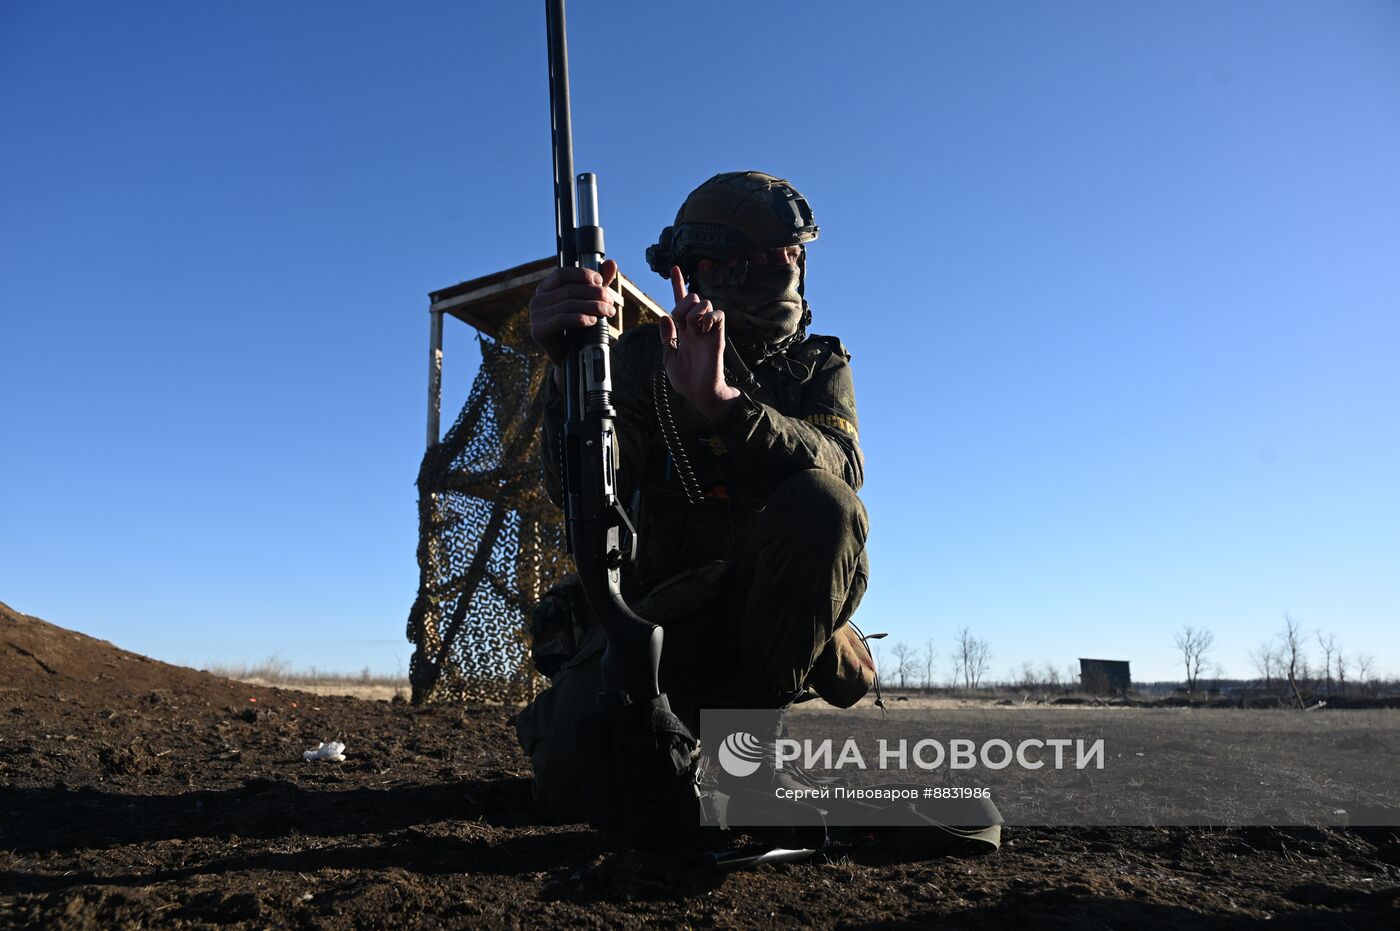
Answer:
[{"xmin": 803, "ymin": 413, "xmax": 857, "ymax": 437}]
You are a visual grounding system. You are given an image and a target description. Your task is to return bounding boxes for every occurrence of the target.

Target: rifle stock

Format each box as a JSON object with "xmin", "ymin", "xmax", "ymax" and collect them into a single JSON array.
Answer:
[{"xmin": 546, "ymin": 0, "xmax": 662, "ymax": 701}]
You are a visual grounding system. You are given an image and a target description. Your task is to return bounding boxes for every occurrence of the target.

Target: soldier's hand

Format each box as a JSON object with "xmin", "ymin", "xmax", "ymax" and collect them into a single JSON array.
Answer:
[
  {"xmin": 658, "ymin": 267, "xmax": 741, "ymax": 421},
  {"xmin": 529, "ymin": 259, "xmax": 622, "ymax": 368}
]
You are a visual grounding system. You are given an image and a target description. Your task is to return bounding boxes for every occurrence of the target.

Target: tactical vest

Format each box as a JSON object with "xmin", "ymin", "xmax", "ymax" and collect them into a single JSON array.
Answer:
[{"xmin": 626, "ymin": 334, "xmax": 847, "ymax": 596}]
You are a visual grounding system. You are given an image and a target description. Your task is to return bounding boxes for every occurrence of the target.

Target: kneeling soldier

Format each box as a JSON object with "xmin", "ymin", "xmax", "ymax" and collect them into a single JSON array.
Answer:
[{"xmin": 516, "ymin": 171, "xmax": 875, "ymax": 826}]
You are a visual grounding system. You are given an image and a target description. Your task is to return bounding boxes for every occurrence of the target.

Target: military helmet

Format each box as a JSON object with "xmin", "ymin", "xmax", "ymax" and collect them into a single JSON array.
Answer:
[{"xmin": 646, "ymin": 171, "xmax": 819, "ymax": 278}]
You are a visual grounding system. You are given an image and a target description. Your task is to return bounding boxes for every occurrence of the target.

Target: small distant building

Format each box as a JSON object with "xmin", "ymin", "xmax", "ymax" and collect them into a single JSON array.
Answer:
[{"xmin": 1079, "ymin": 658, "xmax": 1132, "ymax": 694}]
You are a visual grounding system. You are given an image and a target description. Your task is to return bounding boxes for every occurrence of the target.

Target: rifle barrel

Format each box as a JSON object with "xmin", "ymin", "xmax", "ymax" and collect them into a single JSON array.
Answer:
[
  {"xmin": 576, "ymin": 172, "xmax": 603, "ymax": 271},
  {"xmin": 545, "ymin": 0, "xmax": 577, "ymax": 268},
  {"xmin": 544, "ymin": 0, "xmax": 663, "ymax": 702}
]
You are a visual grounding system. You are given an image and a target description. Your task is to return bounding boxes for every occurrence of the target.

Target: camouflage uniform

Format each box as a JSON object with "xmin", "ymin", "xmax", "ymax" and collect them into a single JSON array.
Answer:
[
  {"xmin": 515, "ymin": 324, "xmax": 875, "ymax": 815},
  {"xmin": 515, "ymin": 173, "xmax": 875, "ymax": 819}
]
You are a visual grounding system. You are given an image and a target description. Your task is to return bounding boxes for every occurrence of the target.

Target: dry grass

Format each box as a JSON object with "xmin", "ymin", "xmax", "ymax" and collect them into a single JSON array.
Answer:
[{"xmin": 203, "ymin": 657, "xmax": 410, "ymax": 702}]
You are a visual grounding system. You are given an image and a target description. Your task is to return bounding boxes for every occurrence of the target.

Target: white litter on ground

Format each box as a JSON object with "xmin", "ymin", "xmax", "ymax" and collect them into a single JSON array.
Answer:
[{"xmin": 302, "ymin": 740, "xmax": 346, "ymax": 762}]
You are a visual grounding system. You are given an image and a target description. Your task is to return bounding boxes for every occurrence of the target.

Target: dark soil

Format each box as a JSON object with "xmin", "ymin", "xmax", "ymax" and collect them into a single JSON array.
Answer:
[{"xmin": 3, "ymin": 600, "xmax": 1398, "ymax": 929}]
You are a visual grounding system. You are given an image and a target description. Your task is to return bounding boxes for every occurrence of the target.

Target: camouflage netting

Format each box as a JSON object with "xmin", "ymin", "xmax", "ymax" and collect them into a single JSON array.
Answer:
[{"xmin": 406, "ymin": 309, "xmax": 568, "ymax": 704}]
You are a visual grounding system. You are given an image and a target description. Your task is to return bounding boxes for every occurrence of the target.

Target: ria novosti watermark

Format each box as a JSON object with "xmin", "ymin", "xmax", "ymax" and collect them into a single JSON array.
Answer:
[
  {"xmin": 702, "ymin": 707, "xmax": 1400, "ymax": 827},
  {"xmin": 769, "ymin": 736, "xmax": 1105, "ymax": 772},
  {"xmin": 717, "ymin": 731, "xmax": 1103, "ymax": 780},
  {"xmin": 704, "ymin": 713, "xmax": 1098, "ymax": 829}
]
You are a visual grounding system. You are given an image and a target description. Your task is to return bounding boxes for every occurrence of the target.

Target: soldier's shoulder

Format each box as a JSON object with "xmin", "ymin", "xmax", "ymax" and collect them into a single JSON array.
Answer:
[{"xmin": 796, "ymin": 333, "xmax": 852, "ymax": 366}]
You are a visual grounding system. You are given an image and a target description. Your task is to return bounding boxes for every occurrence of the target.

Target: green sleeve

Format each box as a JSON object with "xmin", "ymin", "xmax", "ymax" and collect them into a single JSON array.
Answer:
[{"xmin": 711, "ymin": 350, "xmax": 864, "ymax": 492}]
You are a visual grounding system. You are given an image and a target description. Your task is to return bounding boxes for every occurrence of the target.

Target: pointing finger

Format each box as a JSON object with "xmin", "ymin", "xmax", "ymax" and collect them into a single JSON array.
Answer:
[{"xmin": 670, "ymin": 266, "xmax": 686, "ymax": 306}]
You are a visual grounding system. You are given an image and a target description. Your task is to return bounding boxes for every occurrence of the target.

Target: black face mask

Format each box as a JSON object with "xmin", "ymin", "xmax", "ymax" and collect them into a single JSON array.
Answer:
[{"xmin": 693, "ymin": 263, "xmax": 804, "ymax": 349}]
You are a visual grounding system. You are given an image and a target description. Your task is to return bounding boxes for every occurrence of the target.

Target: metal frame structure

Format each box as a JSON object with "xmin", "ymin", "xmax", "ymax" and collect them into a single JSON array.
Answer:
[
  {"xmin": 425, "ymin": 257, "xmax": 663, "ymax": 450},
  {"xmin": 408, "ymin": 258, "xmax": 662, "ymax": 703}
]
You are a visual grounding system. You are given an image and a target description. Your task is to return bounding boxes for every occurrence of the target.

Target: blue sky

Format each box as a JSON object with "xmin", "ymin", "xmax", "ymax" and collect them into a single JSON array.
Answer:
[{"xmin": 3, "ymin": 1, "xmax": 1397, "ymax": 683}]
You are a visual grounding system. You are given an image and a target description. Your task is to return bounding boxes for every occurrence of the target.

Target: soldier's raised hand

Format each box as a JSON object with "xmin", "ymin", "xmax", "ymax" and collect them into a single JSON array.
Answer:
[
  {"xmin": 658, "ymin": 266, "xmax": 741, "ymax": 421},
  {"xmin": 529, "ymin": 259, "xmax": 622, "ymax": 367}
]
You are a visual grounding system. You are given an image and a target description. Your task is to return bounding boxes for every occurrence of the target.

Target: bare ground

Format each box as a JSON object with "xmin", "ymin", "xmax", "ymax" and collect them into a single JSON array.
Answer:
[{"xmin": 2, "ymin": 600, "xmax": 1398, "ymax": 929}]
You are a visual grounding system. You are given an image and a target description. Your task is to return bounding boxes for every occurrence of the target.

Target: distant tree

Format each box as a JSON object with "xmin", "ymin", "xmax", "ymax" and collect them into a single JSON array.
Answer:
[
  {"xmin": 1041, "ymin": 662, "xmax": 1062, "ymax": 689},
  {"xmin": 1250, "ymin": 642, "xmax": 1281, "ymax": 690},
  {"xmin": 1017, "ymin": 661, "xmax": 1039, "ymax": 691},
  {"xmin": 1335, "ymin": 651, "xmax": 1348, "ymax": 696},
  {"xmin": 1173, "ymin": 625, "xmax": 1215, "ymax": 692},
  {"xmin": 890, "ymin": 642, "xmax": 916, "ymax": 690},
  {"xmin": 1279, "ymin": 614, "xmax": 1307, "ymax": 708},
  {"xmin": 1316, "ymin": 631, "xmax": 1338, "ymax": 696},
  {"xmin": 922, "ymin": 638, "xmax": 938, "ymax": 690},
  {"xmin": 953, "ymin": 628, "xmax": 970, "ymax": 689},
  {"xmin": 1356, "ymin": 653, "xmax": 1376, "ymax": 695},
  {"xmin": 953, "ymin": 627, "xmax": 993, "ymax": 689},
  {"xmin": 970, "ymin": 638, "xmax": 993, "ymax": 689}
]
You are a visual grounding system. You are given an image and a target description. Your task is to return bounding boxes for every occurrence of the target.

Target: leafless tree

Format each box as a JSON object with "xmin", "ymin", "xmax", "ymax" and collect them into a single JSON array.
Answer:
[
  {"xmin": 1316, "ymin": 631, "xmax": 1338, "ymax": 696},
  {"xmin": 953, "ymin": 627, "xmax": 994, "ymax": 690},
  {"xmin": 890, "ymin": 642, "xmax": 916, "ymax": 690},
  {"xmin": 922, "ymin": 638, "xmax": 938, "ymax": 690},
  {"xmin": 1356, "ymin": 653, "xmax": 1376, "ymax": 695},
  {"xmin": 953, "ymin": 627, "xmax": 972, "ymax": 689},
  {"xmin": 971, "ymin": 639, "xmax": 993, "ymax": 689},
  {"xmin": 1017, "ymin": 660, "xmax": 1039, "ymax": 690},
  {"xmin": 1279, "ymin": 614, "xmax": 1307, "ymax": 708},
  {"xmin": 1041, "ymin": 662, "xmax": 1062, "ymax": 689},
  {"xmin": 1250, "ymin": 642, "xmax": 1281, "ymax": 689},
  {"xmin": 1335, "ymin": 651, "xmax": 1348, "ymax": 696},
  {"xmin": 1173, "ymin": 625, "xmax": 1215, "ymax": 692}
]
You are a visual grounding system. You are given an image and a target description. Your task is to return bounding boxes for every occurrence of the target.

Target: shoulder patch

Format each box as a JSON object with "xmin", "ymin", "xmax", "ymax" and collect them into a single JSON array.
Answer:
[{"xmin": 802, "ymin": 413, "xmax": 858, "ymax": 437}]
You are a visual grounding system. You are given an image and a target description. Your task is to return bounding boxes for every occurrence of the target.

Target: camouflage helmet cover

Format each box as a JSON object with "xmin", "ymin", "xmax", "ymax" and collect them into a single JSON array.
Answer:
[{"xmin": 646, "ymin": 171, "xmax": 819, "ymax": 278}]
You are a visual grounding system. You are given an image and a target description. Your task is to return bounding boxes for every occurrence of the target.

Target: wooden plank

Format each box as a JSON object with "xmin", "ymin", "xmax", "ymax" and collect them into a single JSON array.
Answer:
[
  {"xmin": 427, "ymin": 310, "xmax": 443, "ymax": 449},
  {"xmin": 429, "ymin": 257, "xmax": 666, "ymax": 339}
]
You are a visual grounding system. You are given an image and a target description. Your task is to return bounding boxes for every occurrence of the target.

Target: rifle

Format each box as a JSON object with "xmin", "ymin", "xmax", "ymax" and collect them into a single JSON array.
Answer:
[
  {"xmin": 540, "ymin": 8, "xmax": 826, "ymax": 863},
  {"xmin": 545, "ymin": 0, "xmax": 662, "ymax": 702}
]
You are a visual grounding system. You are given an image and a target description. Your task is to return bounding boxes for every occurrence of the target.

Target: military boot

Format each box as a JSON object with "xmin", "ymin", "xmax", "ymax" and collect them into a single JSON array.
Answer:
[
  {"xmin": 577, "ymin": 689, "xmax": 706, "ymax": 848},
  {"xmin": 700, "ymin": 703, "xmax": 832, "ymax": 851}
]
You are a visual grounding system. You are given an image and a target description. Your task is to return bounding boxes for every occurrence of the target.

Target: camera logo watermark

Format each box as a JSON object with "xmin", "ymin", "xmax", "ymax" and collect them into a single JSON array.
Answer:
[{"xmin": 717, "ymin": 731, "xmax": 764, "ymax": 777}]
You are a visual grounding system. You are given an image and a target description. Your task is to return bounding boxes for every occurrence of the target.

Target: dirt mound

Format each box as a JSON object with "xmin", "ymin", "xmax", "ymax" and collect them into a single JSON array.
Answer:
[
  {"xmin": 1, "ymin": 600, "xmax": 283, "ymax": 710},
  {"xmin": 3, "ymin": 604, "xmax": 1399, "ymax": 929}
]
